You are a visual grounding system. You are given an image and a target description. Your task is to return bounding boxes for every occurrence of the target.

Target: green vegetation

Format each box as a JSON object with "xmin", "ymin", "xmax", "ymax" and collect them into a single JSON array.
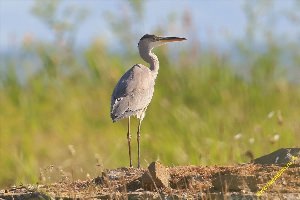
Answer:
[{"xmin": 0, "ymin": 1, "xmax": 299, "ymax": 187}]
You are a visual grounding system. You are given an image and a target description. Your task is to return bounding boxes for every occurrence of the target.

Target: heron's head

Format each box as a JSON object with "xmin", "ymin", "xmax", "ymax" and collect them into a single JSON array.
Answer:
[{"xmin": 138, "ymin": 34, "xmax": 186, "ymax": 52}]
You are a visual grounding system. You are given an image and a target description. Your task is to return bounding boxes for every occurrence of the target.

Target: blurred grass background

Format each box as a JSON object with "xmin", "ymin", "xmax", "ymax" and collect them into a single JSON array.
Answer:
[{"xmin": 0, "ymin": 0, "xmax": 300, "ymax": 187}]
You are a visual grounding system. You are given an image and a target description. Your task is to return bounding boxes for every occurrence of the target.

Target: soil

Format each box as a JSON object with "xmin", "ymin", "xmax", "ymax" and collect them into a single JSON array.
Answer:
[{"xmin": 0, "ymin": 148, "xmax": 299, "ymax": 200}]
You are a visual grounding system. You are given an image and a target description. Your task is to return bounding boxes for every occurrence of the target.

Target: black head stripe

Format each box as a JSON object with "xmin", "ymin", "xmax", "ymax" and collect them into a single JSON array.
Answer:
[{"xmin": 140, "ymin": 34, "xmax": 159, "ymax": 41}]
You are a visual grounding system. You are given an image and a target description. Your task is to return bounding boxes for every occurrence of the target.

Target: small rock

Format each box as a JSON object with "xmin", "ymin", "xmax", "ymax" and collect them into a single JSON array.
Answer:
[
  {"xmin": 253, "ymin": 148, "xmax": 300, "ymax": 165},
  {"xmin": 141, "ymin": 161, "xmax": 170, "ymax": 190}
]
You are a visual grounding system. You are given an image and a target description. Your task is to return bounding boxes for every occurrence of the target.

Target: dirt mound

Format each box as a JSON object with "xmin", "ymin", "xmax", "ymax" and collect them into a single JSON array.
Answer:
[{"xmin": 1, "ymin": 148, "xmax": 299, "ymax": 199}]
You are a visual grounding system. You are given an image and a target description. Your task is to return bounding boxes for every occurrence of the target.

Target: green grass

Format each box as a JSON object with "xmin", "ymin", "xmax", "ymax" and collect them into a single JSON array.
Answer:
[
  {"xmin": 0, "ymin": 40, "xmax": 299, "ymax": 187},
  {"xmin": 1, "ymin": 0, "xmax": 300, "ymax": 187}
]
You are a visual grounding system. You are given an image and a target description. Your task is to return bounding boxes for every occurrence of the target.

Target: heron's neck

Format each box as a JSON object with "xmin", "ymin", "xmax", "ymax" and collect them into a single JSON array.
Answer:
[
  {"xmin": 140, "ymin": 48, "xmax": 159, "ymax": 76},
  {"xmin": 148, "ymin": 52, "xmax": 159, "ymax": 74}
]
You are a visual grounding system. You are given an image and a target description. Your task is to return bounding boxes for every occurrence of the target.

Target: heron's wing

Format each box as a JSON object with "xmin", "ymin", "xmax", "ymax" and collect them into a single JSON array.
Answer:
[{"xmin": 111, "ymin": 64, "xmax": 155, "ymax": 122}]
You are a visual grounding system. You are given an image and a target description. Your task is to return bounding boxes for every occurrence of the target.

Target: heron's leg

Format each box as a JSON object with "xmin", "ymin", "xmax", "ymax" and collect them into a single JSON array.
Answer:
[
  {"xmin": 137, "ymin": 118, "xmax": 142, "ymax": 168},
  {"xmin": 127, "ymin": 116, "xmax": 132, "ymax": 167}
]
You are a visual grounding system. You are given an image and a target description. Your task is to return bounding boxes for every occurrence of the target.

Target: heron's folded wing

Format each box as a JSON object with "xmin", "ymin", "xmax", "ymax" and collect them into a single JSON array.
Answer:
[{"xmin": 111, "ymin": 64, "xmax": 155, "ymax": 121}]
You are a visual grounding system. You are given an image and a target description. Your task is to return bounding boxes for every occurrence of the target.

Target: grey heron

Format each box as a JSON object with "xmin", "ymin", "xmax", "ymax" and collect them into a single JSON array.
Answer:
[{"xmin": 110, "ymin": 34, "xmax": 186, "ymax": 168}]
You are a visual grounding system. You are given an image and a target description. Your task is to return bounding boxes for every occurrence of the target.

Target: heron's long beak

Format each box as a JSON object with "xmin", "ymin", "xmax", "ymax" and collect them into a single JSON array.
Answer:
[{"xmin": 158, "ymin": 36, "xmax": 187, "ymax": 42}]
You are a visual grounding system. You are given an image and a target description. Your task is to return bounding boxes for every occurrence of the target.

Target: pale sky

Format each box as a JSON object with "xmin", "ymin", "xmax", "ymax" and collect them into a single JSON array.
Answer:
[{"xmin": 0, "ymin": 0, "xmax": 298, "ymax": 51}]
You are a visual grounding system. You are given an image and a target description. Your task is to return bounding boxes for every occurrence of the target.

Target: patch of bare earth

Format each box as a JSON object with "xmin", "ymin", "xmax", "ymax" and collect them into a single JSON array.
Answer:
[{"xmin": 1, "ymin": 148, "xmax": 299, "ymax": 199}]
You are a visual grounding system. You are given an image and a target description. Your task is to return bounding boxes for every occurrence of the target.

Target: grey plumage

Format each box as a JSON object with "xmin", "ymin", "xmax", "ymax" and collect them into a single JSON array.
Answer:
[
  {"xmin": 110, "ymin": 34, "xmax": 186, "ymax": 168},
  {"xmin": 111, "ymin": 64, "xmax": 155, "ymax": 122}
]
